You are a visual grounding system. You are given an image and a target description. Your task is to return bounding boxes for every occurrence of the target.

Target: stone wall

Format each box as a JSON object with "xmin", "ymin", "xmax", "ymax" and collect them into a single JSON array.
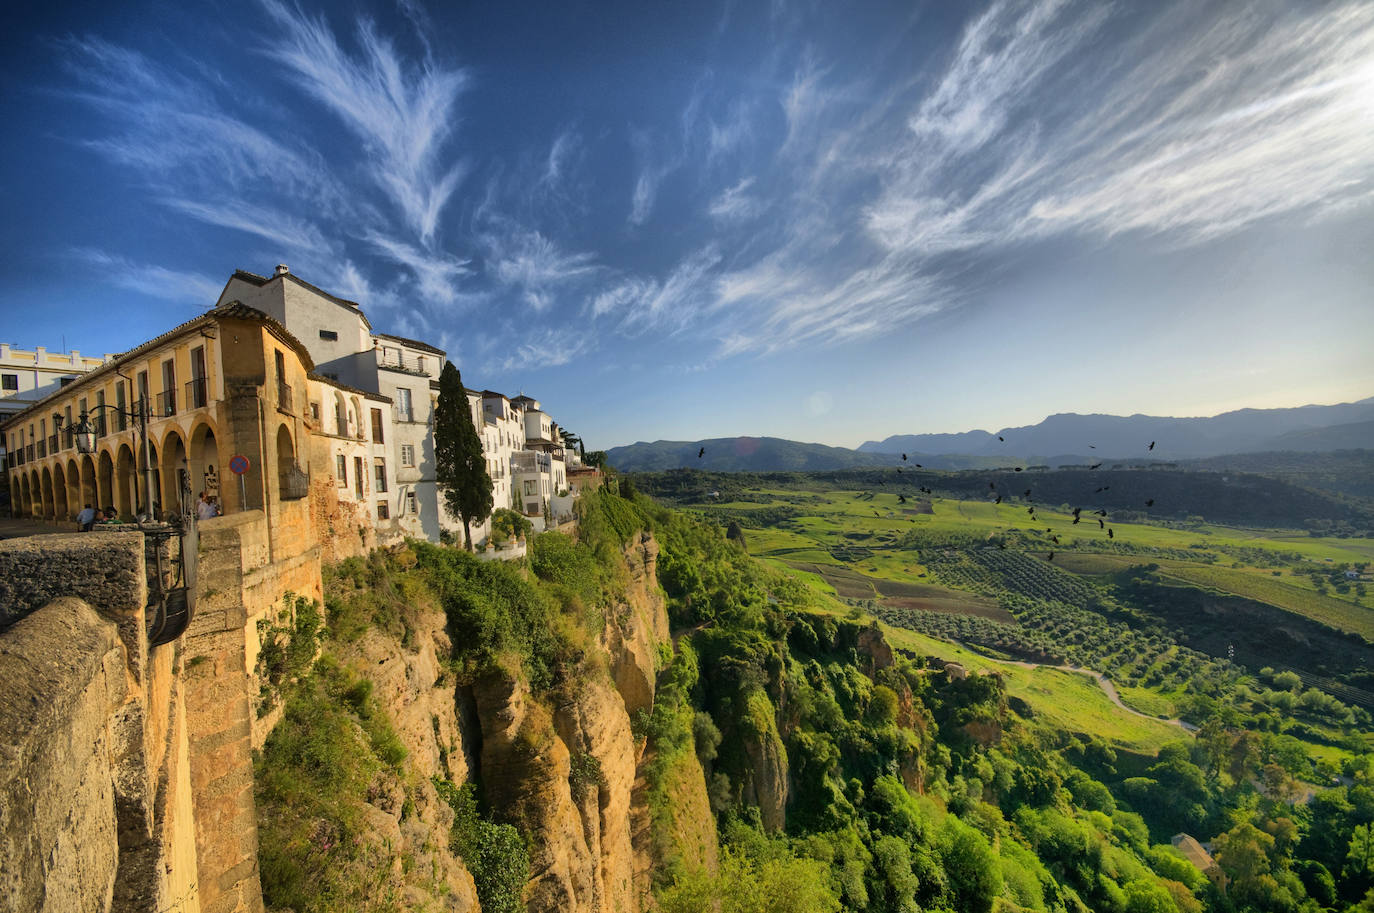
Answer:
[
  {"xmin": 0, "ymin": 526, "xmax": 211, "ymax": 913},
  {"xmin": 0, "ymin": 598, "xmax": 127, "ymax": 913}
]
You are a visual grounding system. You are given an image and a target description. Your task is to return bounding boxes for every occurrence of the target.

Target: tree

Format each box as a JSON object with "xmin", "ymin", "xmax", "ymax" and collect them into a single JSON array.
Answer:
[{"xmin": 434, "ymin": 362, "xmax": 493, "ymax": 551}]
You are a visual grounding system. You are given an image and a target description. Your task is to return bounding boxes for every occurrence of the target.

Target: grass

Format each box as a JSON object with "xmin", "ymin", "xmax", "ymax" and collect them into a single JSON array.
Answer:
[
  {"xmin": 876, "ymin": 624, "xmax": 1182, "ymax": 754},
  {"xmin": 1152, "ymin": 563, "xmax": 1374, "ymax": 640}
]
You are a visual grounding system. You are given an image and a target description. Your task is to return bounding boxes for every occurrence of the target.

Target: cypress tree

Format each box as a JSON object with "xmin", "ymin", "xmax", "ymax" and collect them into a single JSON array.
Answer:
[{"xmin": 435, "ymin": 362, "xmax": 493, "ymax": 551}]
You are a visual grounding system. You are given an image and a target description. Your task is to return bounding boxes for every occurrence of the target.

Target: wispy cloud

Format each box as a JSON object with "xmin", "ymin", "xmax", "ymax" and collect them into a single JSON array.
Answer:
[
  {"xmin": 162, "ymin": 198, "xmax": 335, "ymax": 255},
  {"xmin": 259, "ymin": 0, "xmax": 470, "ymax": 245},
  {"xmin": 73, "ymin": 249, "xmax": 222, "ymax": 304},
  {"xmin": 365, "ymin": 231, "xmax": 471, "ymax": 304},
  {"xmin": 708, "ymin": 176, "xmax": 762, "ymax": 222},
  {"xmin": 60, "ymin": 37, "xmax": 337, "ymax": 206},
  {"xmin": 587, "ymin": 246, "xmax": 723, "ymax": 335},
  {"xmin": 486, "ymin": 326, "xmax": 595, "ymax": 373},
  {"xmin": 483, "ymin": 226, "xmax": 598, "ymax": 311}
]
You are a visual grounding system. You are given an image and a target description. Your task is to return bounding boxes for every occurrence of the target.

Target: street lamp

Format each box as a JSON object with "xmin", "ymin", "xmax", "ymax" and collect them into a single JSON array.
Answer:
[{"xmin": 54, "ymin": 395, "xmax": 157, "ymax": 522}]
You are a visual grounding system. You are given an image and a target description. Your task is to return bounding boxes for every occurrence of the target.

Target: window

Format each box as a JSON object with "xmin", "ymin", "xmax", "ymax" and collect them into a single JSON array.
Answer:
[
  {"xmin": 371, "ymin": 408, "xmax": 384, "ymax": 443},
  {"xmin": 115, "ymin": 381, "xmax": 127, "ymax": 431},
  {"xmin": 59, "ymin": 376, "xmax": 76, "ymax": 387},
  {"xmin": 376, "ymin": 501, "xmax": 389, "ymax": 520},
  {"xmin": 319, "ymin": 329, "xmax": 339, "ymax": 341},
  {"xmin": 310, "ymin": 402, "xmax": 320, "ymax": 420},
  {"xmin": 336, "ymin": 453, "xmax": 347, "ymax": 485},
  {"xmin": 396, "ymin": 388, "xmax": 413, "ymax": 422},
  {"xmin": 374, "ymin": 458, "xmax": 388, "ymax": 493},
  {"xmin": 524, "ymin": 480, "xmax": 538, "ymax": 496},
  {"xmin": 400, "ymin": 443, "xmax": 415, "ymax": 467},
  {"xmin": 1, "ymin": 374, "xmax": 17, "ymax": 390},
  {"xmin": 405, "ymin": 491, "xmax": 417, "ymax": 514}
]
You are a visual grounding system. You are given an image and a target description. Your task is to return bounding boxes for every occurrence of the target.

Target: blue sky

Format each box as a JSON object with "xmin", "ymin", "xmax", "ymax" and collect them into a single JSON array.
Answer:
[{"xmin": 1, "ymin": 0, "xmax": 1371, "ymax": 449}]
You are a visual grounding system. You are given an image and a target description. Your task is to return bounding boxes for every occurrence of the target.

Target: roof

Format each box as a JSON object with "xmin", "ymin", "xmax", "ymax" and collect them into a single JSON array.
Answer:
[
  {"xmin": 307, "ymin": 372, "xmax": 392, "ymax": 404},
  {"xmin": 1, "ymin": 302, "xmax": 314, "ymax": 430},
  {"xmin": 375, "ymin": 332, "xmax": 446, "ymax": 356},
  {"xmin": 1171, "ymin": 834, "xmax": 1217, "ymax": 871},
  {"xmin": 480, "ymin": 390, "xmax": 510, "ymax": 401},
  {"xmin": 220, "ymin": 269, "xmax": 374, "ymax": 331}
]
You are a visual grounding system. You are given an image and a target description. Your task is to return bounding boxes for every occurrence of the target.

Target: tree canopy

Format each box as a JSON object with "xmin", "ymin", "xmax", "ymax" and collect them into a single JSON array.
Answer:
[{"xmin": 435, "ymin": 362, "xmax": 493, "ymax": 550}]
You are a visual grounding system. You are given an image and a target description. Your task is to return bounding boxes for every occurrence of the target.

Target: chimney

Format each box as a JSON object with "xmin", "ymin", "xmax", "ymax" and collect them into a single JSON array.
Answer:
[{"xmin": 275, "ymin": 264, "xmax": 290, "ymax": 277}]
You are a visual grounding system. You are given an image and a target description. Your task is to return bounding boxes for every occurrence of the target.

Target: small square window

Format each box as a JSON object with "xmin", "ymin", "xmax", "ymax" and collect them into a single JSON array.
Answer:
[
  {"xmin": 400, "ymin": 443, "xmax": 415, "ymax": 467},
  {"xmin": 336, "ymin": 454, "xmax": 347, "ymax": 485},
  {"xmin": 319, "ymin": 329, "xmax": 339, "ymax": 341},
  {"xmin": 405, "ymin": 492, "xmax": 417, "ymax": 514},
  {"xmin": 1, "ymin": 374, "xmax": 17, "ymax": 391},
  {"xmin": 376, "ymin": 501, "xmax": 389, "ymax": 520}
]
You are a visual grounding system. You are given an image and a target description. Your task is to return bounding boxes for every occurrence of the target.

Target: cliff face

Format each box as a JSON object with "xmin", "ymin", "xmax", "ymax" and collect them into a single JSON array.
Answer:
[
  {"xmin": 324, "ymin": 531, "xmax": 682, "ymax": 913},
  {"xmin": 468, "ymin": 531, "xmax": 673, "ymax": 913}
]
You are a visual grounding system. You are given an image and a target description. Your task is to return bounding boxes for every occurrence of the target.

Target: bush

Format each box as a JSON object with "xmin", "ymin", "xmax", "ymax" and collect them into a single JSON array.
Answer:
[{"xmin": 434, "ymin": 779, "xmax": 530, "ymax": 913}]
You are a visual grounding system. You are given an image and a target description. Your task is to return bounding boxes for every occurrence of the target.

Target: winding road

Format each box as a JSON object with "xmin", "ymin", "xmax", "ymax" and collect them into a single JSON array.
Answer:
[{"xmin": 998, "ymin": 657, "xmax": 1198, "ymax": 733}]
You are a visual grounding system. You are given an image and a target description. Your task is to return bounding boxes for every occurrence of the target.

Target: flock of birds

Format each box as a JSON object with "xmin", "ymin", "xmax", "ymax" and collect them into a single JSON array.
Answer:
[{"xmin": 694, "ymin": 437, "xmax": 1161, "ymax": 563}]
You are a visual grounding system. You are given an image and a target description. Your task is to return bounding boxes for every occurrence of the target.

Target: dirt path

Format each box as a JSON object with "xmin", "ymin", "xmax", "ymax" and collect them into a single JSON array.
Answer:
[{"xmin": 999, "ymin": 658, "xmax": 1197, "ymax": 733}]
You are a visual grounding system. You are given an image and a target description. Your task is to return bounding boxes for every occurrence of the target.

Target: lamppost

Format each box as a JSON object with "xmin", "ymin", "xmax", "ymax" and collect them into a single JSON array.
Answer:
[
  {"xmin": 53, "ymin": 395, "xmax": 191, "ymax": 646},
  {"xmin": 54, "ymin": 396, "xmax": 157, "ymax": 522}
]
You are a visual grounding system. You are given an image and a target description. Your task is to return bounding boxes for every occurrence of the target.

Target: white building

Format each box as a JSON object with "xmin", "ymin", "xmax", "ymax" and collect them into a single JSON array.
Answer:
[
  {"xmin": 215, "ymin": 265, "xmax": 580, "ymax": 545},
  {"xmin": 1, "ymin": 344, "xmax": 114, "ymax": 508}
]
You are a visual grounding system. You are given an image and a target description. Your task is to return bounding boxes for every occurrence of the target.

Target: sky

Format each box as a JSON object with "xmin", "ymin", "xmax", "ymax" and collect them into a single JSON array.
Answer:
[{"xmin": 1, "ymin": 0, "xmax": 1371, "ymax": 450}]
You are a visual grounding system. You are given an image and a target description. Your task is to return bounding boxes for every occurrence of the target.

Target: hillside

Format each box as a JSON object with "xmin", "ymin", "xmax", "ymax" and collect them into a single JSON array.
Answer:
[
  {"xmin": 258, "ymin": 483, "xmax": 1374, "ymax": 913},
  {"xmin": 629, "ymin": 466, "xmax": 1374, "ymax": 531},
  {"xmin": 859, "ymin": 398, "xmax": 1374, "ymax": 460},
  {"xmin": 609, "ymin": 436, "xmax": 915, "ymax": 472}
]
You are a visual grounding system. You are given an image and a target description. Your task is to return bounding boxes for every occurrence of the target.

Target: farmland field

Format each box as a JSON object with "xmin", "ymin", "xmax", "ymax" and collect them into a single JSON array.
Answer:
[{"xmin": 644, "ymin": 472, "xmax": 1374, "ymax": 773}]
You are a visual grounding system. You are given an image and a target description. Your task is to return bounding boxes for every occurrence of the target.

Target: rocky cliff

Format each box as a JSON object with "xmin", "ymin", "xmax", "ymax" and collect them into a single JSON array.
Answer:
[{"xmin": 257, "ymin": 528, "xmax": 709, "ymax": 913}]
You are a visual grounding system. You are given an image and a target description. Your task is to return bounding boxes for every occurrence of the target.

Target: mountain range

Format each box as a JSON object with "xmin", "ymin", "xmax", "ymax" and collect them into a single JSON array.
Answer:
[{"xmin": 608, "ymin": 398, "xmax": 1374, "ymax": 472}]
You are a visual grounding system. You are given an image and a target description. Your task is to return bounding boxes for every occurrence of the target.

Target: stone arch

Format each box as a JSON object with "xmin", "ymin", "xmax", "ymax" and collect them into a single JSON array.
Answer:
[
  {"xmin": 79, "ymin": 453, "xmax": 97, "ymax": 513},
  {"xmin": 333, "ymin": 389, "xmax": 348, "ymax": 436},
  {"xmin": 275, "ymin": 423, "xmax": 298, "ymax": 501},
  {"xmin": 40, "ymin": 466, "xmax": 54, "ymax": 521},
  {"xmin": 28, "ymin": 469, "xmax": 42, "ymax": 519},
  {"xmin": 8, "ymin": 475, "xmax": 20, "ymax": 519},
  {"xmin": 188, "ymin": 421, "xmax": 222, "ymax": 512},
  {"xmin": 97, "ymin": 450, "xmax": 115, "ymax": 514},
  {"xmin": 161, "ymin": 428, "xmax": 189, "ymax": 519},
  {"xmin": 18, "ymin": 473, "xmax": 31, "ymax": 519},
  {"xmin": 66, "ymin": 458, "xmax": 82, "ymax": 519},
  {"xmin": 350, "ymin": 396, "xmax": 363, "ymax": 439},
  {"xmin": 115, "ymin": 444, "xmax": 137, "ymax": 518},
  {"xmin": 52, "ymin": 462, "xmax": 69, "ymax": 521}
]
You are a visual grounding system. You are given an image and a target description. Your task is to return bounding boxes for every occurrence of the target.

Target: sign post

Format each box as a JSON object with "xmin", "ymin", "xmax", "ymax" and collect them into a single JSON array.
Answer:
[{"xmin": 229, "ymin": 454, "xmax": 251, "ymax": 511}]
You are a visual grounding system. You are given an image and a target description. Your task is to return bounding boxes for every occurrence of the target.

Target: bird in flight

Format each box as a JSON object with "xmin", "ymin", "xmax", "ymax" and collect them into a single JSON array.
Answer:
[
  {"xmin": 1108, "ymin": 528, "xmax": 1114, "ymax": 539},
  {"xmin": 1014, "ymin": 467, "xmax": 1024, "ymax": 472},
  {"xmin": 1098, "ymin": 518, "xmax": 1105, "ymax": 529},
  {"xmin": 998, "ymin": 436, "xmax": 1004, "ymax": 442},
  {"xmin": 698, "ymin": 447, "xmax": 705, "ymax": 458},
  {"xmin": 901, "ymin": 453, "xmax": 907, "ymax": 461},
  {"xmin": 1089, "ymin": 463, "xmax": 1102, "ymax": 470},
  {"xmin": 1089, "ymin": 444, "xmax": 1096, "ymax": 449},
  {"xmin": 1051, "ymin": 535, "xmax": 1060, "ymax": 544},
  {"xmin": 989, "ymin": 481, "xmax": 996, "ymax": 490},
  {"xmin": 1048, "ymin": 551, "xmax": 1055, "ymax": 561},
  {"xmin": 1095, "ymin": 486, "xmax": 1110, "ymax": 493},
  {"xmin": 898, "ymin": 494, "xmax": 907, "ymax": 504},
  {"xmin": 1148, "ymin": 441, "xmax": 1156, "ymax": 451},
  {"xmin": 1145, "ymin": 499, "xmax": 1154, "ymax": 507},
  {"xmin": 995, "ymin": 495, "xmax": 1003, "ymax": 504}
]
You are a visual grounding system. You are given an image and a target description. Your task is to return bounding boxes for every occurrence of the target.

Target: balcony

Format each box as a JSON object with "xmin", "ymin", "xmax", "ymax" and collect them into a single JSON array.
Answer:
[
  {"xmin": 277, "ymin": 381, "xmax": 293, "ymax": 413},
  {"xmin": 376, "ymin": 352, "xmax": 431, "ymax": 377},
  {"xmin": 47, "ymin": 434, "xmax": 58, "ymax": 454},
  {"xmin": 155, "ymin": 389, "xmax": 177, "ymax": 418},
  {"xmin": 36, "ymin": 440, "xmax": 46, "ymax": 459},
  {"xmin": 185, "ymin": 377, "xmax": 208, "ymax": 410}
]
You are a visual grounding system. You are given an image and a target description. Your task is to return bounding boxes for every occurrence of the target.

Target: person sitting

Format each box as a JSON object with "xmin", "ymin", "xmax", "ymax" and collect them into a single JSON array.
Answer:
[
  {"xmin": 102, "ymin": 506, "xmax": 120, "ymax": 524},
  {"xmin": 77, "ymin": 503, "xmax": 96, "ymax": 532}
]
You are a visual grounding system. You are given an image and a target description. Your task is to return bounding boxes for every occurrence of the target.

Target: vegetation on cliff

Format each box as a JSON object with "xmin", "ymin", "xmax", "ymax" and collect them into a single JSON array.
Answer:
[{"xmin": 256, "ymin": 480, "xmax": 1374, "ymax": 912}]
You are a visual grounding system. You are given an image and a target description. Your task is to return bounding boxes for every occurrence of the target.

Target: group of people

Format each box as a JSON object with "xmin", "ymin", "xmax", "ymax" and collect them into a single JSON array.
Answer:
[
  {"xmin": 74, "ymin": 490, "xmax": 220, "ymax": 531},
  {"xmin": 76, "ymin": 503, "xmax": 120, "ymax": 531},
  {"xmin": 196, "ymin": 491, "xmax": 221, "ymax": 521}
]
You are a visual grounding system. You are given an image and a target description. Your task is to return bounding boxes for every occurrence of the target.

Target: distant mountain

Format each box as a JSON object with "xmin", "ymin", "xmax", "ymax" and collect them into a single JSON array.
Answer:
[
  {"xmin": 859, "ymin": 398, "xmax": 1374, "ymax": 460},
  {"xmin": 606, "ymin": 437, "xmax": 895, "ymax": 472}
]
